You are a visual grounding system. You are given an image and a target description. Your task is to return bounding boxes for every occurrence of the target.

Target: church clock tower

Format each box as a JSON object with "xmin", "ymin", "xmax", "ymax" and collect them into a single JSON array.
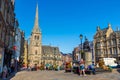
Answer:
[{"xmin": 28, "ymin": 4, "xmax": 42, "ymax": 67}]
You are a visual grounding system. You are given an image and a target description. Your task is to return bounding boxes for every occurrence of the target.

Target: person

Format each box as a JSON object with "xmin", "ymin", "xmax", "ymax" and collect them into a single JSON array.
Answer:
[
  {"xmin": 90, "ymin": 62, "xmax": 96, "ymax": 75},
  {"xmin": 79, "ymin": 59, "xmax": 86, "ymax": 76},
  {"xmin": 11, "ymin": 64, "xmax": 15, "ymax": 73},
  {"xmin": 28, "ymin": 66, "xmax": 31, "ymax": 71},
  {"xmin": 2, "ymin": 65, "xmax": 8, "ymax": 79}
]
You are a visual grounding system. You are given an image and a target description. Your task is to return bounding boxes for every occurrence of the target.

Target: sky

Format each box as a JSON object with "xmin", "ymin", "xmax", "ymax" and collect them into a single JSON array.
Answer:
[{"xmin": 15, "ymin": 0, "xmax": 120, "ymax": 53}]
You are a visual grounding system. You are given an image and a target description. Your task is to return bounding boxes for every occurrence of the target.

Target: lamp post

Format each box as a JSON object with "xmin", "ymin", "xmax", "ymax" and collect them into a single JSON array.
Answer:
[
  {"xmin": 79, "ymin": 34, "xmax": 83, "ymax": 61},
  {"xmin": 54, "ymin": 48, "xmax": 56, "ymax": 65}
]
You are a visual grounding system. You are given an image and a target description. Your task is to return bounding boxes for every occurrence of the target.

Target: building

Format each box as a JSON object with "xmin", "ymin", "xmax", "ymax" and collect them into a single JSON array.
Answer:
[
  {"xmin": 72, "ymin": 47, "xmax": 80, "ymax": 61},
  {"xmin": 19, "ymin": 30, "xmax": 25, "ymax": 66},
  {"xmin": 21, "ymin": 40, "xmax": 28, "ymax": 68},
  {"xmin": 94, "ymin": 24, "xmax": 120, "ymax": 63},
  {"xmin": 28, "ymin": 4, "xmax": 42, "ymax": 67},
  {"xmin": 14, "ymin": 27, "xmax": 23, "ymax": 71},
  {"xmin": 89, "ymin": 41, "xmax": 94, "ymax": 61},
  {"xmin": 0, "ymin": 0, "xmax": 16, "ymax": 74},
  {"xmin": 42, "ymin": 46, "xmax": 62, "ymax": 66},
  {"xmin": 62, "ymin": 53, "xmax": 72, "ymax": 65}
]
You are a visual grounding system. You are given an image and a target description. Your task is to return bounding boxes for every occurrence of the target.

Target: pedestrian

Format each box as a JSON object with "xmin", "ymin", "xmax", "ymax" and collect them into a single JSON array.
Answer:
[
  {"xmin": 2, "ymin": 65, "xmax": 8, "ymax": 79},
  {"xmin": 90, "ymin": 62, "xmax": 96, "ymax": 75},
  {"xmin": 28, "ymin": 66, "xmax": 31, "ymax": 71},
  {"xmin": 11, "ymin": 64, "xmax": 15, "ymax": 73},
  {"xmin": 79, "ymin": 59, "xmax": 86, "ymax": 76}
]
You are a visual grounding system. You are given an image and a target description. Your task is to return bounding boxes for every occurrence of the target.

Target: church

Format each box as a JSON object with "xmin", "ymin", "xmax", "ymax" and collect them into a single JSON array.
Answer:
[
  {"xmin": 28, "ymin": 4, "xmax": 62, "ymax": 68},
  {"xmin": 28, "ymin": 4, "xmax": 42, "ymax": 67}
]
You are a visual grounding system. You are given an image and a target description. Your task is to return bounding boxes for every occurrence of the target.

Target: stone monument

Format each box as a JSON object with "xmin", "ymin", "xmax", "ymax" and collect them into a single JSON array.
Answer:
[{"xmin": 83, "ymin": 37, "xmax": 92, "ymax": 67}]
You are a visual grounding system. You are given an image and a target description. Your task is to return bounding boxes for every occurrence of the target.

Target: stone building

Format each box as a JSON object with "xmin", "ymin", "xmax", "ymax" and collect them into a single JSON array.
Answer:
[
  {"xmin": 21, "ymin": 40, "xmax": 28, "ymax": 68},
  {"xmin": 72, "ymin": 47, "xmax": 80, "ymax": 61},
  {"xmin": 28, "ymin": 4, "xmax": 42, "ymax": 67},
  {"xmin": 62, "ymin": 53, "xmax": 72, "ymax": 65},
  {"xmin": 42, "ymin": 46, "xmax": 62, "ymax": 66},
  {"xmin": 94, "ymin": 24, "xmax": 120, "ymax": 63}
]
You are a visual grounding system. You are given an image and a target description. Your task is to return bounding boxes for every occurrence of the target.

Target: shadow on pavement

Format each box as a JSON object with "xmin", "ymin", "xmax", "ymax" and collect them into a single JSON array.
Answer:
[
  {"xmin": 117, "ymin": 68, "xmax": 120, "ymax": 73},
  {"xmin": 7, "ymin": 72, "xmax": 16, "ymax": 80}
]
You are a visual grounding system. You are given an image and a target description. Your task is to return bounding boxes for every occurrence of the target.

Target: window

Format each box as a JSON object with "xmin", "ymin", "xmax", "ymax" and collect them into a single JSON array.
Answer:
[
  {"xmin": 37, "ymin": 36, "xmax": 39, "ymax": 40},
  {"xmin": 97, "ymin": 42, "xmax": 100, "ymax": 47},
  {"xmin": 112, "ymin": 39, "xmax": 116, "ymax": 45},
  {"xmin": 110, "ymin": 48, "xmax": 112, "ymax": 54},
  {"xmin": 35, "ymin": 50, "xmax": 37, "ymax": 55},
  {"xmin": 34, "ymin": 36, "xmax": 36, "ymax": 40},
  {"xmin": 113, "ymin": 48, "xmax": 117, "ymax": 55},
  {"xmin": 109, "ymin": 41, "xmax": 111, "ymax": 46}
]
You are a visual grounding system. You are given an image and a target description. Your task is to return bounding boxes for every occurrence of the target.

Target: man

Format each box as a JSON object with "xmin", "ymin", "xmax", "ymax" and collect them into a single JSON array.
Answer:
[{"xmin": 90, "ymin": 62, "xmax": 96, "ymax": 75}]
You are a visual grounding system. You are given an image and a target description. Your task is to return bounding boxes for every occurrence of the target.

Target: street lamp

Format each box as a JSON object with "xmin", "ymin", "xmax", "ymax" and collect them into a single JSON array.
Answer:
[
  {"xmin": 79, "ymin": 34, "xmax": 83, "ymax": 61},
  {"xmin": 54, "ymin": 48, "xmax": 56, "ymax": 65}
]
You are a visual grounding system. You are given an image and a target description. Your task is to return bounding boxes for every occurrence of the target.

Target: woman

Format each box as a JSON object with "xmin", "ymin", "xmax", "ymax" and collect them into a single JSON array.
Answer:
[{"xmin": 79, "ymin": 59, "xmax": 86, "ymax": 76}]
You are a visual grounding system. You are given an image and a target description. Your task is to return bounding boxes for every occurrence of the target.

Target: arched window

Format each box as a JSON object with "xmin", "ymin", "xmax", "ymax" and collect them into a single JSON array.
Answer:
[
  {"xmin": 34, "ymin": 36, "xmax": 37, "ymax": 40},
  {"xmin": 37, "ymin": 36, "xmax": 39, "ymax": 40}
]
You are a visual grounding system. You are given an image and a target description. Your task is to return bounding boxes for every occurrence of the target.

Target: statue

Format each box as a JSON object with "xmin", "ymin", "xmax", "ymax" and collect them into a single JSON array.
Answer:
[{"xmin": 83, "ymin": 37, "xmax": 90, "ymax": 52}]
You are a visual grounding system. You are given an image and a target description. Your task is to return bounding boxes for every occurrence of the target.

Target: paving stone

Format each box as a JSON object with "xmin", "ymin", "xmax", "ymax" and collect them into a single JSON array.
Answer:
[{"xmin": 11, "ymin": 70, "xmax": 120, "ymax": 80}]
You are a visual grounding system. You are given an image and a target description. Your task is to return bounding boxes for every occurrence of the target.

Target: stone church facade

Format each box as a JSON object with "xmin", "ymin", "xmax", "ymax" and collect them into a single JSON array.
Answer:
[
  {"xmin": 28, "ymin": 4, "xmax": 42, "ymax": 67},
  {"xmin": 42, "ymin": 46, "xmax": 62, "ymax": 66},
  {"xmin": 94, "ymin": 24, "xmax": 120, "ymax": 63}
]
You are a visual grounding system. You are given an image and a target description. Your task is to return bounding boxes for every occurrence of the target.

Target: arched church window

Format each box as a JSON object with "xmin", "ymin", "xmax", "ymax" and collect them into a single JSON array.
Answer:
[
  {"xmin": 34, "ymin": 35, "xmax": 37, "ymax": 40},
  {"xmin": 37, "ymin": 36, "xmax": 39, "ymax": 40}
]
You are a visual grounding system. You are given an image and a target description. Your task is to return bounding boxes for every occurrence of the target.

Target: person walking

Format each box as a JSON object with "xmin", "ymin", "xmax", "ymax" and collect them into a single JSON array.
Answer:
[
  {"xmin": 79, "ymin": 59, "xmax": 86, "ymax": 76},
  {"xmin": 2, "ymin": 65, "xmax": 8, "ymax": 79}
]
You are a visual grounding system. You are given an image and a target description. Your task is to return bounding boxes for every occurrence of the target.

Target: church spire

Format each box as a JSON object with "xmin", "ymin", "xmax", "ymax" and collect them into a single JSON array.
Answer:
[{"xmin": 32, "ymin": 3, "xmax": 41, "ymax": 34}]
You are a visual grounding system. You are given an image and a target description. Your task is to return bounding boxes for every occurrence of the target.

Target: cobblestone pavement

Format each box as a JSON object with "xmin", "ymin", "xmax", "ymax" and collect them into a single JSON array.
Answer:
[{"xmin": 10, "ymin": 70, "xmax": 120, "ymax": 80}]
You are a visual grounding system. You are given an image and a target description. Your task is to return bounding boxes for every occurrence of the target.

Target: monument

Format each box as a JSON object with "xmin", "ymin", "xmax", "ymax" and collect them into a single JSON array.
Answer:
[{"xmin": 83, "ymin": 37, "xmax": 92, "ymax": 67}]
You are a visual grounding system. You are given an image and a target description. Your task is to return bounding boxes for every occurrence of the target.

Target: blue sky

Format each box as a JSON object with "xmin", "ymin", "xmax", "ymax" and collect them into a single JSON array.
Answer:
[{"xmin": 15, "ymin": 0, "xmax": 120, "ymax": 53}]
